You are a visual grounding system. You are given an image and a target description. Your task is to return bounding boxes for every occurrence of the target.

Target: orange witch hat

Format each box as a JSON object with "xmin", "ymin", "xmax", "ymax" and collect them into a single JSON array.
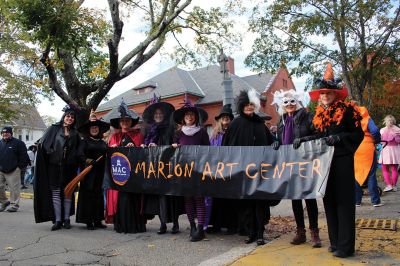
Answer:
[{"xmin": 309, "ymin": 62, "xmax": 348, "ymax": 101}]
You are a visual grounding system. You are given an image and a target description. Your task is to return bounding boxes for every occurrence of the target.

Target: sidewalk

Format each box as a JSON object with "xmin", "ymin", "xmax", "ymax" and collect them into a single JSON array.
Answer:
[{"xmin": 232, "ymin": 187, "xmax": 400, "ymax": 265}]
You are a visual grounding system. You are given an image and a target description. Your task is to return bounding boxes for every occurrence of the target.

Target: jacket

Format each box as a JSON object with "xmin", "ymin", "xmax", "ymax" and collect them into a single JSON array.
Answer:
[{"xmin": 0, "ymin": 137, "xmax": 29, "ymax": 173}]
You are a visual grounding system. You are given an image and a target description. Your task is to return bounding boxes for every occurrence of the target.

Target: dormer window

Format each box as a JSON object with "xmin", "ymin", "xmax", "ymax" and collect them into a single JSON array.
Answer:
[{"xmin": 133, "ymin": 83, "xmax": 157, "ymax": 95}]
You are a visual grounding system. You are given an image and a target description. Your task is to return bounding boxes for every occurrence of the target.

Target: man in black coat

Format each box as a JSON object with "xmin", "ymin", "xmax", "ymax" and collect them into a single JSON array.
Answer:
[{"xmin": 0, "ymin": 126, "xmax": 29, "ymax": 212}]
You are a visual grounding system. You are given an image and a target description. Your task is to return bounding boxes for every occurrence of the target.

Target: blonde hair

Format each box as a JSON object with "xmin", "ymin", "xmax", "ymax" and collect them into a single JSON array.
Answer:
[
  {"xmin": 211, "ymin": 119, "xmax": 224, "ymax": 139},
  {"xmin": 383, "ymin": 115, "xmax": 396, "ymax": 127}
]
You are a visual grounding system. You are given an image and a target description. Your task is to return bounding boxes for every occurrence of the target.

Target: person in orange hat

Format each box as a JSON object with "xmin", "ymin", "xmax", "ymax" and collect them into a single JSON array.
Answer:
[
  {"xmin": 305, "ymin": 63, "xmax": 363, "ymax": 258},
  {"xmin": 354, "ymin": 107, "xmax": 383, "ymax": 207}
]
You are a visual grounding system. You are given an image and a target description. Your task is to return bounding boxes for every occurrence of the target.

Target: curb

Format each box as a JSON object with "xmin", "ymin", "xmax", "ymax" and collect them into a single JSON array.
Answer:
[{"xmin": 6, "ymin": 191, "xmax": 34, "ymax": 199}]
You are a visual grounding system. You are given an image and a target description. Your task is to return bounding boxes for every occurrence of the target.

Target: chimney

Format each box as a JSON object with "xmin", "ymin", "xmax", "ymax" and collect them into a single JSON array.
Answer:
[{"xmin": 227, "ymin": 57, "xmax": 235, "ymax": 75}]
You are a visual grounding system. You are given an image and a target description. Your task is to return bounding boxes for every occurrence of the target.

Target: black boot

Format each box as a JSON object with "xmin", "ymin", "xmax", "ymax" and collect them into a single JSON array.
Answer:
[
  {"xmin": 63, "ymin": 219, "xmax": 71, "ymax": 229},
  {"xmin": 86, "ymin": 223, "xmax": 95, "ymax": 230},
  {"xmin": 157, "ymin": 223, "xmax": 167, "ymax": 234},
  {"xmin": 190, "ymin": 226, "xmax": 205, "ymax": 242},
  {"xmin": 51, "ymin": 221, "xmax": 63, "ymax": 231},
  {"xmin": 94, "ymin": 221, "xmax": 107, "ymax": 229},
  {"xmin": 171, "ymin": 221, "xmax": 180, "ymax": 234},
  {"xmin": 190, "ymin": 222, "xmax": 197, "ymax": 237}
]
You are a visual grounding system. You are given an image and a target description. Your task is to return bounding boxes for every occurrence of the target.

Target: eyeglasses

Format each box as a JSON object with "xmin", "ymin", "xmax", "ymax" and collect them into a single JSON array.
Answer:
[{"xmin": 282, "ymin": 99, "xmax": 297, "ymax": 106}]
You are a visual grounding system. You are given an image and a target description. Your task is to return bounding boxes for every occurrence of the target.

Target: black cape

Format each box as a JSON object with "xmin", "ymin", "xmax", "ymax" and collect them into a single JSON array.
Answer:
[{"xmin": 34, "ymin": 123, "xmax": 83, "ymax": 223}]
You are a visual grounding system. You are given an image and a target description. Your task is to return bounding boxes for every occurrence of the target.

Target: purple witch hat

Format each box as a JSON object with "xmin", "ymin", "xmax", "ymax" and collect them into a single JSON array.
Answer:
[{"xmin": 142, "ymin": 93, "xmax": 175, "ymax": 124}]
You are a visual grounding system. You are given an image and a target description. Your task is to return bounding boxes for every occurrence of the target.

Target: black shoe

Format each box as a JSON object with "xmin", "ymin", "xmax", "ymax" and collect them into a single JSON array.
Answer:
[
  {"xmin": 63, "ymin": 219, "xmax": 71, "ymax": 229},
  {"xmin": 86, "ymin": 223, "xmax": 95, "ymax": 230},
  {"xmin": 0, "ymin": 201, "xmax": 10, "ymax": 212},
  {"xmin": 256, "ymin": 239, "xmax": 266, "ymax": 246},
  {"xmin": 190, "ymin": 226, "xmax": 205, "ymax": 242},
  {"xmin": 328, "ymin": 246, "xmax": 337, "ymax": 253},
  {"xmin": 21, "ymin": 185, "xmax": 28, "ymax": 190},
  {"xmin": 171, "ymin": 224, "xmax": 180, "ymax": 234},
  {"xmin": 94, "ymin": 221, "xmax": 107, "ymax": 229},
  {"xmin": 245, "ymin": 236, "xmax": 256, "ymax": 244},
  {"xmin": 225, "ymin": 228, "xmax": 237, "ymax": 235},
  {"xmin": 333, "ymin": 250, "xmax": 354, "ymax": 258},
  {"xmin": 51, "ymin": 221, "xmax": 63, "ymax": 231},
  {"xmin": 190, "ymin": 222, "xmax": 197, "ymax": 237},
  {"xmin": 157, "ymin": 224, "xmax": 167, "ymax": 234}
]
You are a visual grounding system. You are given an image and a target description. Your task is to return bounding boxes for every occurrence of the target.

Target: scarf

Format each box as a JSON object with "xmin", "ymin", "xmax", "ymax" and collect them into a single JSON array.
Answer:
[
  {"xmin": 182, "ymin": 125, "xmax": 201, "ymax": 136},
  {"xmin": 144, "ymin": 121, "xmax": 170, "ymax": 145},
  {"xmin": 282, "ymin": 115, "xmax": 295, "ymax": 145}
]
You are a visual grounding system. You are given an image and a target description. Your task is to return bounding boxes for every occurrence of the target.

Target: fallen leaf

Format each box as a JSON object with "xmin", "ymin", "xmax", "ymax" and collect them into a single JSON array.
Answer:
[
  {"xmin": 5, "ymin": 247, "xmax": 13, "ymax": 251},
  {"xmin": 147, "ymin": 244, "xmax": 155, "ymax": 248}
]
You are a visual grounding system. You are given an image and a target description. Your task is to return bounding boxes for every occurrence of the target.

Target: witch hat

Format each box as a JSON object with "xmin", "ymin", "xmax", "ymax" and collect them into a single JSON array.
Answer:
[
  {"xmin": 173, "ymin": 94, "xmax": 208, "ymax": 125},
  {"xmin": 142, "ymin": 94, "xmax": 175, "ymax": 124},
  {"xmin": 215, "ymin": 104, "xmax": 234, "ymax": 121}
]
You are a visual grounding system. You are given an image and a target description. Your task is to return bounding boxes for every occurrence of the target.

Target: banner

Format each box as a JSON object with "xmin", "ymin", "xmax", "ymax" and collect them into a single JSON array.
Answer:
[{"xmin": 108, "ymin": 139, "xmax": 334, "ymax": 200}]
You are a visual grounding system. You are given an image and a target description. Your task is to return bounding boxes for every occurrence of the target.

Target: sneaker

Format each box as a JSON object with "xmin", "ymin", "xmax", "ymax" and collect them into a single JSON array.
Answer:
[
  {"xmin": 393, "ymin": 186, "xmax": 397, "ymax": 192},
  {"xmin": 383, "ymin": 186, "xmax": 393, "ymax": 192},
  {"xmin": 6, "ymin": 205, "xmax": 19, "ymax": 212},
  {"xmin": 355, "ymin": 203, "xmax": 361, "ymax": 207},
  {"xmin": 0, "ymin": 201, "xmax": 10, "ymax": 212},
  {"xmin": 373, "ymin": 203, "xmax": 384, "ymax": 207}
]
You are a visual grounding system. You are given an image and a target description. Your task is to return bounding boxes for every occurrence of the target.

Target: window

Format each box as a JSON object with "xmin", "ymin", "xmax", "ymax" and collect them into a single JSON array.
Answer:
[
  {"xmin": 26, "ymin": 135, "xmax": 29, "ymax": 141},
  {"xmin": 18, "ymin": 135, "xmax": 22, "ymax": 140},
  {"xmin": 283, "ymin": 79, "xmax": 288, "ymax": 88}
]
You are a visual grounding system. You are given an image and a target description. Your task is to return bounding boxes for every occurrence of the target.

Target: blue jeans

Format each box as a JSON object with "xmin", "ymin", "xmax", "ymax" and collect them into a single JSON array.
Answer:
[{"xmin": 355, "ymin": 155, "xmax": 381, "ymax": 205}]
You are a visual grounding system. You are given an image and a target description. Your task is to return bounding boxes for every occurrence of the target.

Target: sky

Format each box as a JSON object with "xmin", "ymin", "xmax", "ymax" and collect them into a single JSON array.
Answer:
[{"xmin": 37, "ymin": 0, "xmax": 307, "ymax": 119}]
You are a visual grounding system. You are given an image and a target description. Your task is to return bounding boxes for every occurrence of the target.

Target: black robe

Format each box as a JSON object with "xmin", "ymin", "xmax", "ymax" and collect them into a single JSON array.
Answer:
[
  {"xmin": 34, "ymin": 123, "xmax": 83, "ymax": 223},
  {"xmin": 221, "ymin": 113, "xmax": 279, "ymax": 238},
  {"xmin": 143, "ymin": 124, "xmax": 185, "ymax": 224},
  {"xmin": 76, "ymin": 137, "xmax": 107, "ymax": 224}
]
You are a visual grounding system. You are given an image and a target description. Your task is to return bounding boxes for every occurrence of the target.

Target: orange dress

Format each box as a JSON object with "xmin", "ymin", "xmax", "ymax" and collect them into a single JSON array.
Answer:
[{"xmin": 354, "ymin": 107, "xmax": 374, "ymax": 186}]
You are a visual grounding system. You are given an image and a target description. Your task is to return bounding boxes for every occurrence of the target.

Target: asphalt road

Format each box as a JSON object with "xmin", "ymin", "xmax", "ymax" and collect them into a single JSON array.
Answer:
[{"xmin": 0, "ymin": 199, "xmax": 258, "ymax": 266}]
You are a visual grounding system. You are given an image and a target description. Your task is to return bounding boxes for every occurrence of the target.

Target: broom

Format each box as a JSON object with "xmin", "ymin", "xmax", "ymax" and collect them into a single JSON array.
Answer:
[{"xmin": 64, "ymin": 155, "xmax": 104, "ymax": 199}]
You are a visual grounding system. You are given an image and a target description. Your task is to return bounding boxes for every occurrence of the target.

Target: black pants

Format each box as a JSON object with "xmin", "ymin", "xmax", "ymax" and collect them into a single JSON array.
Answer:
[
  {"xmin": 323, "ymin": 155, "xmax": 355, "ymax": 254},
  {"xmin": 292, "ymin": 199, "xmax": 318, "ymax": 229}
]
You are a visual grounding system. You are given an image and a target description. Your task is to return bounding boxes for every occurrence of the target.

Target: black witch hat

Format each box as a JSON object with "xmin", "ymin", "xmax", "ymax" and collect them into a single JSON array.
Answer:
[
  {"xmin": 78, "ymin": 109, "xmax": 110, "ymax": 137},
  {"xmin": 173, "ymin": 94, "xmax": 208, "ymax": 125},
  {"xmin": 107, "ymin": 99, "xmax": 140, "ymax": 129},
  {"xmin": 215, "ymin": 104, "xmax": 234, "ymax": 121},
  {"xmin": 142, "ymin": 93, "xmax": 175, "ymax": 124}
]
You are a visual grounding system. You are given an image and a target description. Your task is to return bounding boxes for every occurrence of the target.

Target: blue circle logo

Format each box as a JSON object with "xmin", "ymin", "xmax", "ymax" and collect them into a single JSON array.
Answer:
[{"xmin": 111, "ymin": 152, "xmax": 131, "ymax": 186}]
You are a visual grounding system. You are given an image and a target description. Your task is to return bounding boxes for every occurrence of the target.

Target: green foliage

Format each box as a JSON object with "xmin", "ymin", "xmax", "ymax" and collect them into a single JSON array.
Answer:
[{"xmin": 246, "ymin": 0, "xmax": 400, "ymax": 105}]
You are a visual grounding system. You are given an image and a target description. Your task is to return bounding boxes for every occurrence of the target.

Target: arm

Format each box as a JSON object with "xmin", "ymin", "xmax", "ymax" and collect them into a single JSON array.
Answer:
[
  {"xmin": 368, "ymin": 118, "xmax": 381, "ymax": 143},
  {"xmin": 17, "ymin": 141, "xmax": 29, "ymax": 169},
  {"xmin": 201, "ymin": 128, "xmax": 210, "ymax": 145}
]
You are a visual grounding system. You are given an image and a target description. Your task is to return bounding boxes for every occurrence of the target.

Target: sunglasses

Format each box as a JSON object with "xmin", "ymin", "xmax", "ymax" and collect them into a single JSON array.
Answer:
[{"xmin": 282, "ymin": 99, "xmax": 297, "ymax": 106}]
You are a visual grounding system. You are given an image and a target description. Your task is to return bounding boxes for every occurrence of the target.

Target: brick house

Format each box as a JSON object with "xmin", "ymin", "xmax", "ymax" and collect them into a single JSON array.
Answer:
[{"xmin": 96, "ymin": 59, "xmax": 296, "ymax": 129}]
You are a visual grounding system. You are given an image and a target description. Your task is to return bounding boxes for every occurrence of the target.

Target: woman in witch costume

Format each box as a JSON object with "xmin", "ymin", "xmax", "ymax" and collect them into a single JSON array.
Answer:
[
  {"xmin": 106, "ymin": 100, "xmax": 146, "ymax": 233},
  {"xmin": 142, "ymin": 95, "xmax": 185, "ymax": 234},
  {"xmin": 76, "ymin": 110, "xmax": 109, "ymax": 230},
  {"xmin": 34, "ymin": 105, "xmax": 84, "ymax": 231},
  {"xmin": 271, "ymin": 89, "xmax": 321, "ymax": 248},
  {"xmin": 207, "ymin": 104, "xmax": 236, "ymax": 234},
  {"xmin": 172, "ymin": 98, "xmax": 210, "ymax": 242},
  {"xmin": 305, "ymin": 63, "xmax": 363, "ymax": 258},
  {"xmin": 222, "ymin": 89, "xmax": 278, "ymax": 245}
]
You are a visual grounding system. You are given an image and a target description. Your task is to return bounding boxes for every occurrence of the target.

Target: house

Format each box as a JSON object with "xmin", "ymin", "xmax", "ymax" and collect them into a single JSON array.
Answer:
[
  {"xmin": 0, "ymin": 105, "xmax": 47, "ymax": 147},
  {"xmin": 96, "ymin": 58, "xmax": 296, "ymax": 128}
]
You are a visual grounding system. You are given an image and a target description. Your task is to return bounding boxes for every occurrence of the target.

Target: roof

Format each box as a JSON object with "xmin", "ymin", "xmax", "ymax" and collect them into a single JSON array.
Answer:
[
  {"xmin": 97, "ymin": 65, "xmax": 276, "ymax": 111},
  {"xmin": 1, "ymin": 105, "xmax": 46, "ymax": 130}
]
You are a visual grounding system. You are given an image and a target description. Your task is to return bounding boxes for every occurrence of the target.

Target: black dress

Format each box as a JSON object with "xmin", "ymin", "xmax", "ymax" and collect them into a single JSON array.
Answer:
[
  {"xmin": 76, "ymin": 137, "xmax": 107, "ymax": 225},
  {"xmin": 113, "ymin": 133, "xmax": 147, "ymax": 234},
  {"xmin": 144, "ymin": 124, "xmax": 185, "ymax": 225}
]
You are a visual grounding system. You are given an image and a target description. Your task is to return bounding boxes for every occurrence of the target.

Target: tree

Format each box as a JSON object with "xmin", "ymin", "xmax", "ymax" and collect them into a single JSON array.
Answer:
[
  {"xmin": 0, "ymin": 3, "xmax": 53, "ymax": 121},
  {"xmin": 2, "ymin": 0, "xmax": 241, "ymax": 125},
  {"xmin": 245, "ymin": 0, "xmax": 400, "ymax": 108}
]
